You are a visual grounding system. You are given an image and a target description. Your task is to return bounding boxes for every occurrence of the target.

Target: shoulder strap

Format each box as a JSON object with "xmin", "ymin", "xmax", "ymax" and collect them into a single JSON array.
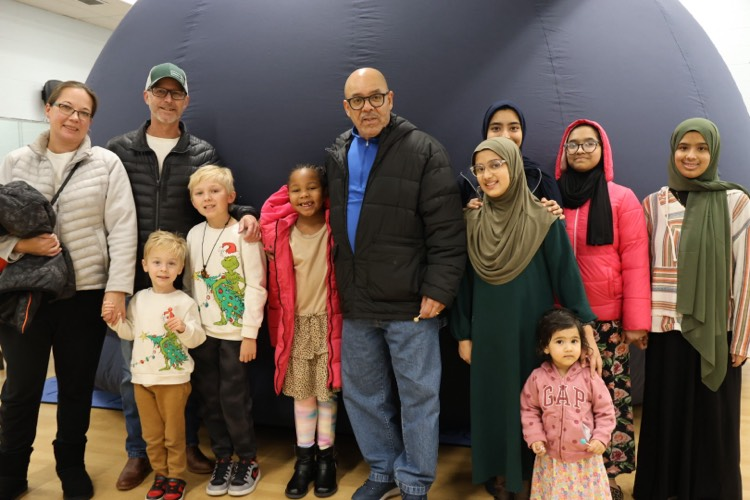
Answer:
[{"xmin": 50, "ymin": 160, "xmax": 84, "ymax": 206}]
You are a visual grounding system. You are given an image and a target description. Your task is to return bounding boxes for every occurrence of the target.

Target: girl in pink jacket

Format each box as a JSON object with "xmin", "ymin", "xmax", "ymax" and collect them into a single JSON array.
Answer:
[
  {"xmin": 521, "ymin": 308, "xmax": 616, "ymax": 499},
  {"xmin": 555, "ymin": 119, "xmax": 651, "ymax": 500},
  {"xmin": 260, "ymin": 164, "xmax": 342, "ymax": 499}
]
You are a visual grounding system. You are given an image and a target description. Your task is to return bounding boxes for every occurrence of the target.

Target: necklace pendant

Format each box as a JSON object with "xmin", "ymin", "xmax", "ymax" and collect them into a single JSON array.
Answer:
[{"xmin": 201, "ymin": 268, "xmax": 209, "ymax": 279}]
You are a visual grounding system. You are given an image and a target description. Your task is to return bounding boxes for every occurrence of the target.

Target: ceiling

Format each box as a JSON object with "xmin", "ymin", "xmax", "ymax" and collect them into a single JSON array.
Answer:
[{"xmin": 15, "ymin": 0, "xmax": 133, "ymax": 31}]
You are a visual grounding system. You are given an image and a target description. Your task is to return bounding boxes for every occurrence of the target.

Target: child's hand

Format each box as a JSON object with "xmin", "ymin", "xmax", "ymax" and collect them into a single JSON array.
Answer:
[
  {"xmin": 458, "ymin": 340, "xmax": 472, "ymax": 365},
  {"xmin": 238, "ymin": 215, "xmax": 261, "ymax": 243},
  {"xmin": 166, "ymin": 316, "xmax": 185, "ymax": 334},
  {"xmin": 239, "ymin": 338, "xmax": 257, "ymax": 363},
  {"xmin": 531, "ymin": 441, "xmax": 546, "ymax": 456},
  {"xmin": 586, "ymin": 439, "xmax": 606, "ymax": 455},
  {"xmin": 101, "ymin": 300, "xmax": 119, "ymax": 325}
]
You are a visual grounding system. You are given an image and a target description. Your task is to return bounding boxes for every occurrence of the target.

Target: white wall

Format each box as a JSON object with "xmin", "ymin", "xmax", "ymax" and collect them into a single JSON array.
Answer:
[
  {"xmin": 0, "ymin": 0, "xmax": 747, "ymax": 121},
  {"xmin": 0, "ymin": 0, "xmax": 111, "ymax": 122},
  {"xmin": 679, "ymin": 0, "xmax": 750, "ymax": 115}
]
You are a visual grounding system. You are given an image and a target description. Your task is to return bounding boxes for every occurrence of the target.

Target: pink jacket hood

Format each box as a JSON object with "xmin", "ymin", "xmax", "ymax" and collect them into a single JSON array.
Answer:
[{"xmin": 554, "ymin": 119, "xmax": 614, "ymax": 182}]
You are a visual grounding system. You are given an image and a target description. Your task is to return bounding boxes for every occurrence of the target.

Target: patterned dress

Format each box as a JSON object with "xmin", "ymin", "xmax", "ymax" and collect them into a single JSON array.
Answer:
[{"xmin": 595, "ymin": 320, "xmax": 635, "ymax": 477}]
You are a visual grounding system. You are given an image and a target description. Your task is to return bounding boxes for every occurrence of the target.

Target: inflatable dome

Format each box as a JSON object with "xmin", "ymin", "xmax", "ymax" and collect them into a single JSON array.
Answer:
[{"xmin": 87, "ymin": 0, "xmax": 750, "ymax": 432}]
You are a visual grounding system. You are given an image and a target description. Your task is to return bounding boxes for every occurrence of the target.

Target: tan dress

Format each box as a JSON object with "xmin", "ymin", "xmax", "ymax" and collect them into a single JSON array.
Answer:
[{"xmin": 282, "ymin": 225, "xmax": 335, "ymax": 401}]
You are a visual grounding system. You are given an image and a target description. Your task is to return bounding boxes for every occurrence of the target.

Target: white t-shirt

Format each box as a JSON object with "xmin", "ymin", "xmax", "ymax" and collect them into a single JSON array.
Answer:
[
  {"xmin": 45, "ymin": 149, "xmax": 75, "ymax": 192},
  {"xmin": 146, "ymin": 134, "xmax": 179, "ymax": 175}
]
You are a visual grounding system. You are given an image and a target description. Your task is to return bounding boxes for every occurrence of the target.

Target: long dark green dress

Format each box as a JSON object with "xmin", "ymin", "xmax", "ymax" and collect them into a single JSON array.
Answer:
[{"xmin": 450, "ymin": 219, "xmax": 595, "ymax": 493}]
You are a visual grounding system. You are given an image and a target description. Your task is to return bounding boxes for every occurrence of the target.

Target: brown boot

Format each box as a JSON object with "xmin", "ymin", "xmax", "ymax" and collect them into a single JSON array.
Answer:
[
  {"xmin": 186, "ymin": 445, "xmax": 214, "ymax": 474},
  {"xmin": 493, "ymin": 476, "xmax": 511, "ymax": 500},
  {"xmin": 115, "ymin": 457, "xmax": 151, "ymax": 491}
]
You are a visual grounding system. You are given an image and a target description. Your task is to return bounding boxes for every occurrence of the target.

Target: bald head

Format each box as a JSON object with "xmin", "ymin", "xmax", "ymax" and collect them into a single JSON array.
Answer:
[
  {"xmin": 342, "ymin": 68, "xmax": 393, "ymax": 140},
  {"xmin": 344, "ymin": 68, "xmax": 388, "ymax": 96}
]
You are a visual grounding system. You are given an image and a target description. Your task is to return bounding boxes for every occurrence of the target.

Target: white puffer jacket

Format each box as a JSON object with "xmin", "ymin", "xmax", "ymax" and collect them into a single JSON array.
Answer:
[{"xmin": 0, "ymin": 131, "xmax": 137, "ymax": 294}]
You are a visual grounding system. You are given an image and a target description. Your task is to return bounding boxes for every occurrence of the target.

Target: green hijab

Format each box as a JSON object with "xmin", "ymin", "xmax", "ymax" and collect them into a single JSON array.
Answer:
[
  {"xmin": 669, "ymin": 117, "xmax": 749, "ymax": 391},
  {"xmin": 465, "ymin": 137, "xmax": 556, "ymax": 285}
]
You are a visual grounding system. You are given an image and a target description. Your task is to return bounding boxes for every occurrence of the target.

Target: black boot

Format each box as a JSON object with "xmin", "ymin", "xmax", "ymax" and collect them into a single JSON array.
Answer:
[
  {"xmin": 513, "ymin": 480, "xmax": 531, "ymax": 500},
  {"xmin": 314, "ymin": 446, "xmax": 337, "ymax": 498},
  {"xmin": 285, "ymin": 445, "xmax": 316, "ymax": 499},
  {"xmin": 53, "ymin": 440, "xmax": 93, "ymax": 500},
  {"xmin": 0, "ymin": 449, "xmax": 31, "ymax": 500}
]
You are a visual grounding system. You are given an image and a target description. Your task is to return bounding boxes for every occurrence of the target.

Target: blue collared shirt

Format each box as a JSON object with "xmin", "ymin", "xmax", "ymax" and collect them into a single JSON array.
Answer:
[{"xmin": 346, "ymin": 129, "xmax": 379, "ymax": 252}]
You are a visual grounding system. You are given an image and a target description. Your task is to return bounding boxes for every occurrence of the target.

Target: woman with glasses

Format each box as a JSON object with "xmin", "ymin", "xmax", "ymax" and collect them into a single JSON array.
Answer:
[
  {"xmin": 459, "ymin": 100, "xmax": 563, "ymax": 210},
  {"xmin": 554, "ymin": 119, "xmax": 651, "ymax": 500},
  {"xmin": 0, "ymin": 81, "xmax": 136, "ymax": 500},
  {"xmin": 634, "ymin": 118, "xmax": 748, "ymax": 500},
  {"xmin": 450, "ymin": 136, "xmax": 597, "ymax": 499}
]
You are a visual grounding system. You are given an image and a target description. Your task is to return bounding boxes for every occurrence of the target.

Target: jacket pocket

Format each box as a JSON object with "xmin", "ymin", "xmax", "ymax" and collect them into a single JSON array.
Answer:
[{"xmin": 366, "ymin": 237, "xmax": 423, "ymax": 302}]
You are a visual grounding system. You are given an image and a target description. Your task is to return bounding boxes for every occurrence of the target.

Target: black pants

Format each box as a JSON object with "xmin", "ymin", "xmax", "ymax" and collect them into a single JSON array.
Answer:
[
  {"xmin": 0, "ymin": 291, "xmax": 106, "ymax": 455},
  {"xmin": 190, "ymin": 336, "xmax": 257, "ymax": 459},
  {"xmin": 634, "ymin": 331, "xmax": 742, "ymax": 500}
]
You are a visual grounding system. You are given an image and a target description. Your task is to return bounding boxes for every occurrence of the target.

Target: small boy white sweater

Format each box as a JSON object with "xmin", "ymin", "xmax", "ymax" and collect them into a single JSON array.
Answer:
[{"xmin": 110, "ymin": 288, "xmax": 206, "ymax": 386}]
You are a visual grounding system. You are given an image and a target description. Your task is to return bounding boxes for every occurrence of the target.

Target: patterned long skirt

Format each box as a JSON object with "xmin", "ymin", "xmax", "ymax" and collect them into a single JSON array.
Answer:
[{"xmin": 595, "ymin": 320, "xmax": 635, "ymax": 478}]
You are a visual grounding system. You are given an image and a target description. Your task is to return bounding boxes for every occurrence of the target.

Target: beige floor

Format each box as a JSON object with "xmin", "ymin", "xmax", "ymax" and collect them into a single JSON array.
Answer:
[{"xmin": 0, "ymin": 361, "xmax": 748, "ymax": 499}]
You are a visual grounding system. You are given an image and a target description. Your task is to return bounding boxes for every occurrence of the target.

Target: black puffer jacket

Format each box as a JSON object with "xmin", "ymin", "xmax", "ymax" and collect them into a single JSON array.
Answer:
[
  {"xmin": 106, "ymin": 121, "xmax": 257, "ymax": 291},
  {"xmin": 325, "ymin": 114, "xmax": 466, "ymax": 320},
  {"xmin": 0, "ymin": 181, "xmax": 75, "ymax": 332}
]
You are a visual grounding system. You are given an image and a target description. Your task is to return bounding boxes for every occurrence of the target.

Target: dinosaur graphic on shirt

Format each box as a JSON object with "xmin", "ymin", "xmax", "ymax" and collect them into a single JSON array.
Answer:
[
  {"xmin": 196, "ymin": 242, "xmax": 245, "ymax": 326},
  {"xmin": 140, "ymin": 307, "xmax": 188, "ymax": 371}
]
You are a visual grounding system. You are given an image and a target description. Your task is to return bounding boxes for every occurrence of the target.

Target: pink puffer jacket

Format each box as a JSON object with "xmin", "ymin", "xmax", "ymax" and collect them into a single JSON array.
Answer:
[
  {"xmin": 555, "ymin": 119, "xmax": 651, "ymax": 330},
  {"xmin": 260, "ymin": 185, "xmax": 342, "ymax": 394}
]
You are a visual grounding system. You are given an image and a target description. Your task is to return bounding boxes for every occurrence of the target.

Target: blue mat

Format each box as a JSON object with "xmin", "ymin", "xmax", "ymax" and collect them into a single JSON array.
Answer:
[{"xmin": 41, "ymin": 377, "xmax": 122, "ymax": 410}]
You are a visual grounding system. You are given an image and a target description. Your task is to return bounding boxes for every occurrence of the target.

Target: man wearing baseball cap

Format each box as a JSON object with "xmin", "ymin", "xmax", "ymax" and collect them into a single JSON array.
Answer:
[{"xmin": 106, "ymin": 62, "xmax": 260, "ymax": 491}]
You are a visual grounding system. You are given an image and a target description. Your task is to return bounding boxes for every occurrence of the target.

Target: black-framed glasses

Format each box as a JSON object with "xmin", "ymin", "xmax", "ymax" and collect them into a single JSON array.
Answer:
[
  {"xmin": 345, "ymin": 92, "xmax": 389, "ymax": 110},
  {"xmin": 149, "ymin": 87, "xmax": 187, "ymax": 100},
  {"xmin": 53, "ymin": 102, "xmax": 92, "ymax": 121},
  {"xmin": 564, "ymin": 140, "xmax": 600, "ymax": 154},
  {"xmin": 469, "ymin": 159, "xmax": 507, "ymax": 177}
]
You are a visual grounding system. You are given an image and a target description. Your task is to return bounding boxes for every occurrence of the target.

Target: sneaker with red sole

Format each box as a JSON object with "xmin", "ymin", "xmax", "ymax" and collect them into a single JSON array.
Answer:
[
  {"xmin": 145, "ymin": 475, "xmax": 167, "ymax": 500},
  {"xmin": 163, "ymin": 478, "xmax": 187, "ymax": 500}
]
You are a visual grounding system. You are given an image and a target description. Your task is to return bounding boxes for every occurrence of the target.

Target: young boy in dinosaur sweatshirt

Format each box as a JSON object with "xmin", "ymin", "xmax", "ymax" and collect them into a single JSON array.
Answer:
[{"xmin": 104, "ymin": 230, "xmax": 206, "ymax": 500}]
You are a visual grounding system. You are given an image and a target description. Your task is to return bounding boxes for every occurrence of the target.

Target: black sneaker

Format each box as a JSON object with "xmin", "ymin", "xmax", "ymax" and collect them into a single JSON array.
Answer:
[
  {"xmin": 228, "ymin": 458, "xmax": 261, "ymax": 496},
  {"xmin": 206, "ymin": 457, "xmax": 234, "ymax": 496}
]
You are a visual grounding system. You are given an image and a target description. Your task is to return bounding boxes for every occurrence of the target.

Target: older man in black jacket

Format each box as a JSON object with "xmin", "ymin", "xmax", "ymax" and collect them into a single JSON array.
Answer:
[{"xmin": 325, "ymin": 68, "xmax": 465, "ymax": 500}]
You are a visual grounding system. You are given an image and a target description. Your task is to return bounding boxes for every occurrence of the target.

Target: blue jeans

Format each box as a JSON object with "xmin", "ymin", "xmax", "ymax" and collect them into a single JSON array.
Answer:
[
  {"xmin": 120, "ymin": 338, "xmax": 147, "ymax": 458},
  {"xmin": 121, "ymin": 339, "xmax": 203, "ymax": 458},
  {"xmin": 342, "ymin": 318, "xmax": 442, "ymax": 496}
]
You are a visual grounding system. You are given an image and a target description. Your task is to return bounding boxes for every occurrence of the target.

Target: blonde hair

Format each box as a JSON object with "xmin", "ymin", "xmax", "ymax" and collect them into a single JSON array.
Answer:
[
  {"xmin": 188, "ymin": 165, "xmax": 235, "ymax": 194},
  {"xmin": 143, "ymin": 230, "xmax": 188, "ymax": 263}
]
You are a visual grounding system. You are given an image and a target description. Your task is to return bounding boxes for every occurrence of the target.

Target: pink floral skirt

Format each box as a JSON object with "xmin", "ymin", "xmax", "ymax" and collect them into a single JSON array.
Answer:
[{"xmin": 530, "ymin": 453, "xmax": 611, "ymax": 499}]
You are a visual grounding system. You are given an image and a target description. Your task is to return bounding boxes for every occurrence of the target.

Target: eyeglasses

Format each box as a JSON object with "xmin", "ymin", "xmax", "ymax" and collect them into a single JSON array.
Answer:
[
  {"xmin": 52, "ymin": 102, "xmax": 92, "ymax": 121},
  {"xmin": 149, "ymin": 87, "xmax": 187, "ymax": 100},
  {"xmin": 564, "ymin": 140, "xmax": 600, "ymax": 154},
  {"xmin": 470, "ymin": 159, "xmax": 507, "ymax": 177},
  {"xmin": 345, "ymin": 92, "xmax": 389, "ymax": 110}
]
